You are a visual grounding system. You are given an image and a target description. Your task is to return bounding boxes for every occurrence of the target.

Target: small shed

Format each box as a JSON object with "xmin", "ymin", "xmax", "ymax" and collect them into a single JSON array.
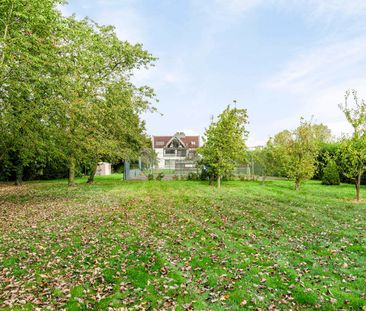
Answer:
[{"xmin": 96, "ymin": 162, "xmax": 112, "ymax": 176}]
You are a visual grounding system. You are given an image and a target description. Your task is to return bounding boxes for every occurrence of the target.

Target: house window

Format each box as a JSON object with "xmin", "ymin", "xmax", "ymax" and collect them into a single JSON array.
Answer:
[
  {"xmin": 191, "ymin": 141, "xmax": 196, "ymax": 145},
  {"xmin": 165, "ymin": 149, "xmax": 175, "ymax": 155},
  {"xmin": 177, "ymin": 150, "xmax": 187, "ymax": 157},
  {"xmin": 156, "ymin": 141, "xmax": 165, "ymax": 146}
]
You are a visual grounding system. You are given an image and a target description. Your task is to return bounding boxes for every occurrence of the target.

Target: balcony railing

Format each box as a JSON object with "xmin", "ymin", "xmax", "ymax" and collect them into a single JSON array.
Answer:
[{"xmin": 163, "ymin": 149, "xmax": 187, "ymax": 157}]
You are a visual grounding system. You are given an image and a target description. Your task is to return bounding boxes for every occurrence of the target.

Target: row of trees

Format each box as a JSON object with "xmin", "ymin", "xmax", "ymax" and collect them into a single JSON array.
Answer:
[
  {"xmin": 199, "ymin": 91, "xmax": 366, "ymax": 201},
  {"xmin": 0, "ymin": 0, "xmax": 156, "ymax": 186}
]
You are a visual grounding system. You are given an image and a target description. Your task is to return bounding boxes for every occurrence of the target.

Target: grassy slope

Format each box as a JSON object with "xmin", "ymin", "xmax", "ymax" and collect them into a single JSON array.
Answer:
[{"xmin": 0, "ymin": 176, "xmax": 365, "ymax": 310}]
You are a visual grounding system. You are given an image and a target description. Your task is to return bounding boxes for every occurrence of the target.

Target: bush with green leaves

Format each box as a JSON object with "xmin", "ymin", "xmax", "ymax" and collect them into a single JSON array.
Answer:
[
  {"xmin": 156, "ymin": 173, "xmax": 164, "ymax": 181},
  {"xmin": 322, "ymin": 159, "xmax": 340, "ymax": 185},
  {"xmin": 187, "ymin": 172, "xmax": 199, "ymax": 181}
]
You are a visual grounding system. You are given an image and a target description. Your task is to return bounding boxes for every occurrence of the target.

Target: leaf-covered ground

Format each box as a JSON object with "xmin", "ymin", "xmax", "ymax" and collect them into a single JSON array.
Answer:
[{"xmin": 0, "ymin": 176, "xmax": 365, "ymax": 310}]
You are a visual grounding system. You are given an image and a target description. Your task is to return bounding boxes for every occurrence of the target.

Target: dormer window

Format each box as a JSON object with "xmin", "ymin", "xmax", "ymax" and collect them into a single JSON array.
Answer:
[
  {"xmin": 191, "ymin": 141, "xmax": 196, "ymax": 145},
  {"xmin": 156, "ymin": 141, "xmax": 165, "ymax": 146}
]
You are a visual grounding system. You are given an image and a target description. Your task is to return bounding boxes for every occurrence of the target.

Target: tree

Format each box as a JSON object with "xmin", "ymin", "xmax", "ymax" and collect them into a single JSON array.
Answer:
[
  {"xmin": 272, "ymin": 119, "xmax": 320, "ymax": 191},
  {"xmin": 53, "ymin": 17, "xmax": 156, "ymax": 186},
  {"xmin": 0, "ymin": 0, "xmax": 63, "ymax": 185},
  {"xmin": 312, "ymin": 123, "xmax": 332, "ymax": 143},
  {"xmin": 339, "ymin": 137, "xmax": 366, "ymax": 200},
  {"xmin": 338, "ymin": 89, "xmax": 366, "ymax": 201},
  {"xmin": 198, "ymin": 105, "xmax": 249, "ymax": 188},
  {"xmin": 84, "ymin": 81, "xmax": 155, "ymax": 184},
  {"xmin": 322, "ymin": 157, "xmax": 340, "ymax": 185}
]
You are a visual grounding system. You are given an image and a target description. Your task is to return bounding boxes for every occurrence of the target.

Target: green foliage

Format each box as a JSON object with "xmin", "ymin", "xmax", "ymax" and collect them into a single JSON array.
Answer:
[
  {"xmin": 322, "ymin": 158, "xmax": 340, "ymax": 185},
  {"xmin": 147, "ymin": 173, "xmax": 154, "ymax": 181},
  {"xmin": 314, "ymin": 142, "xmax": 341, "ymax": 180},
  {"xmin": 0, "ymin": 0, "xmax": 156, "ymax": 185},
  {"xmin": 199, "ymin": 105, "xmax": 249, "ymax": 187},
  {"xmin": 187, "ymin": 172, "xmax": 199, "ymax": 181},
  {"xmin": 339, "ymin": 90, "xmax": 366, "ymax": 201},
  {"xmin": 251, "ymin": 141, "xmax": 277, "ymax": 180},
  {"xmin": 0, "ymin": 0, "xmax": 64, "ymax": 184},
  {"xmin": 270, "ymin": 120, "xmax": 323, "ymax": 190},
  {"xmin": 141, "ymin": 147, "xmax": 158, "ymax": 175}
]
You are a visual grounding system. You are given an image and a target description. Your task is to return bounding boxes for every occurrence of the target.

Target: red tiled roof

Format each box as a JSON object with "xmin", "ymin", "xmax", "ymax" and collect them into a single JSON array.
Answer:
[{"xmin": 153, "ymin": 135, "xmax": 200, "ymax": 149}]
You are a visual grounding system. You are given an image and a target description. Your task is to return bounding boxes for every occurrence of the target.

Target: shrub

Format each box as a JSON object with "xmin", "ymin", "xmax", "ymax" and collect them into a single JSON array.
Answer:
[
  {"xmin": 322, "ymin": 159, "xmax": 340, "ymax": 185},
  {"xmin": 187, "ymin": 172, "xmax": 199, "ymax": 181},
  {"xmin": 156, "ymin": 172, "xmax": 164, "ymax": 181},
  {"xmin": 147, "ymin": 174, "xmax": 154, "ymax": 181}
]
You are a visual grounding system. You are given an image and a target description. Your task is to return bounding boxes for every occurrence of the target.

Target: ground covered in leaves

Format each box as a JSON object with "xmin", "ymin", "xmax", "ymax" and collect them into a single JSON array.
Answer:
[{"xmin": 0, "ymin": 176, "xmax": 365, "ymax": 310}]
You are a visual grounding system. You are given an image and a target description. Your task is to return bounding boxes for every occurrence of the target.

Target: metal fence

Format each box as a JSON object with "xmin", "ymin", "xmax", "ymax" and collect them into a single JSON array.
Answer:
[{"xmin": 124, "ymin": 158, "xmax": 267, "ymax": 181}]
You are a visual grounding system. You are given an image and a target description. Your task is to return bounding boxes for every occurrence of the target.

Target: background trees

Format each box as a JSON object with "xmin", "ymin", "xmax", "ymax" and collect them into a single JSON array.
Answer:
[{"xmin": 199, "ymin": 105, "xmax": 249, "ymax": 188}]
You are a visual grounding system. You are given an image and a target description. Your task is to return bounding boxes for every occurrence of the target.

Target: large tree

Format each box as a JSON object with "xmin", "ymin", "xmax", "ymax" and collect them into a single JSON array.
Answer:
[
  {"xmin": 199, "ymin": 105, "xmax": 249, "ymax": 188},
  {"xmin": 338, "ymin": 89, "xmax": 366, "ymax": 201},
  {"xmin": 85, "ymin": 80, "xmax": 154, "ymax": 184},
  {"xmin": 0, "ymin": 0, "xmax": 63, "ymax": 185},
  {"xmin": 51, "ymin": 17, "xmax": 156, "ymax": 186}
]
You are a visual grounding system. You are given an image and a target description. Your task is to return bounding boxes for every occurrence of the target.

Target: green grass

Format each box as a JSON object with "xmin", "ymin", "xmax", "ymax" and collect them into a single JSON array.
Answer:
[{"xmin": 0, "ymin": 176, "xmax": 365, "ymax": 310}]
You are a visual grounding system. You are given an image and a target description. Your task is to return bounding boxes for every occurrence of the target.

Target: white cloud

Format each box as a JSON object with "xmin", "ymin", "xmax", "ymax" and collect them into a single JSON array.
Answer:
[{"xmin": 266, "ymin": 36, "xmax": 366, "ymax": 91}]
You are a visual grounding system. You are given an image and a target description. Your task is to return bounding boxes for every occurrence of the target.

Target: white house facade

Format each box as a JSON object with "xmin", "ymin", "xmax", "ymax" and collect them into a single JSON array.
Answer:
[{"xmin": 152, "ymin": 132, "xmax": 200, "ymax": 169}]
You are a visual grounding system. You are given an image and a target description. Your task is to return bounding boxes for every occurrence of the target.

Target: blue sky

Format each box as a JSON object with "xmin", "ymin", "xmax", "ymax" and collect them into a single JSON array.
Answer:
[{"xmin": 60, "ymin": 0, "xmax": 366, "ymax": 145}]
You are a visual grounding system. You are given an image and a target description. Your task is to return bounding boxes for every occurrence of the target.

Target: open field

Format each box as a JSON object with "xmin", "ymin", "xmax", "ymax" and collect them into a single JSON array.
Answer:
[{"xmin": 0, "ymin": 176, "xmax": 365, "ymax": 310}]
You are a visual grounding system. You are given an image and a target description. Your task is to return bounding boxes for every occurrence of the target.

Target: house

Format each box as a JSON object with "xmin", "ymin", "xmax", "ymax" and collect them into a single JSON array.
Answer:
[{"xmin": 152, "ymin": 132, "xmax": 200, "ymax": 169}]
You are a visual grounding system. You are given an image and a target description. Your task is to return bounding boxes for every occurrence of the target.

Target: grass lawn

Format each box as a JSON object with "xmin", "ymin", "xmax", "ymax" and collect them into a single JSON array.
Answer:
[{"xmin": 0, "ymin": 176, "xmax": 365, "ymax": 310}]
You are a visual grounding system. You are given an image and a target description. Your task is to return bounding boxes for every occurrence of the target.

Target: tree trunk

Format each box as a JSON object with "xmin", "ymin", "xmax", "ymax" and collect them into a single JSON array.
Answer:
[
  {"xmin": 87, "ymin": 162, "xmax": 97, "ymax": 184},
  {"xmin": 217, "ymin": 175, "xmax": 221, "ymax": 189},
  {"xmin": 295, "ymin": 178, "xmax": 300, "ymax": 191},
  {"xmin": 15, "ymin": 162, "xmax": 23, "ymax": 186},
  {"xmin": 356, "ymin": 172, "xmax": 361, "ymax": 202},
  {"xmin": 68, "ymin": 157, "xmax": 76, "ymax": 187}
]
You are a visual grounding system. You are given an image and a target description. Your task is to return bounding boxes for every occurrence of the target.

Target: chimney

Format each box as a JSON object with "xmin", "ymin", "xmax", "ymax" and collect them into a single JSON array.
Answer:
[{"xmin": 175, "ymin": 132, "xmax": 185, "ymax": 138}]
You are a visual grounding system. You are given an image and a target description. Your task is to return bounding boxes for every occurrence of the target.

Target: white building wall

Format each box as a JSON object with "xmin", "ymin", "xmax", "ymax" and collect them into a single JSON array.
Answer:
[
  {"xmin": 155, "ymin": 149, "xmax": 165, "ymax": 169},
  {"xmin": 96, "ymin": 162, "xmax": 112, "ymax": 176},
  {"xmin": 154, "ymin": 149, "xmax": 195, "ymax": 169}
]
